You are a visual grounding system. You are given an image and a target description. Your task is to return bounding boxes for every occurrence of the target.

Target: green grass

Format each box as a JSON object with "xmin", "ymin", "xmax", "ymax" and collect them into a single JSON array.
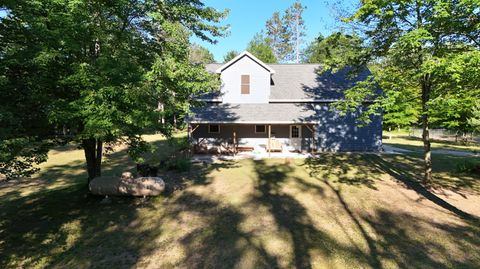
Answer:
[
  {"xmin": 383, "ymin": 135, "xmax": 480, "ymax": 153},
  {"xmin": 1, "ymin": 135, "xmax": 480, "ymax": 268}
]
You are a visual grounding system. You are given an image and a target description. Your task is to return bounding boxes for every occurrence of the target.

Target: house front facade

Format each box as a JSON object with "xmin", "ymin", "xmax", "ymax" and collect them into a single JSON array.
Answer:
[{"xmin": 186, "ymin": 51, "xmax": 382, "ymax": 154}]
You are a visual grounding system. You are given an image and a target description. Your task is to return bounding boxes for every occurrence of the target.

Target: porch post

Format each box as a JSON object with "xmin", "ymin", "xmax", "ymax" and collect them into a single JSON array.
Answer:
[
  {"xmin": 268, "ymin": 125, "xmax": 271, "ymax": 157},
  {"xmin": 311, "ymin": 124, "xmax": 316, "ymax": 154},
  {"xmin": 187, "ymin": 123, "xmax": 192, "ymax": 156},
  {"xmin": 233, "ymin": 126, "xmax": 237, "ymax": 156}
]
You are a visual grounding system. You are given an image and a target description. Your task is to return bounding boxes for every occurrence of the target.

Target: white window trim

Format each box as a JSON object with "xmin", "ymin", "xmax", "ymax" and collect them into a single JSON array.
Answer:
[
  {"xmin": 290, "ymin": 125, "xmax": 302, "ymax": 138},
  {"xmin": 241, "ymin": 74, "xmax": 250, "ymax": 95},
  {"xmin": 208, "ymin": 124, "xmax": 220, "ymax": 134},
  {"xmin": 254, "ymin": 125, "xmax": 266, "ymax": 134}
]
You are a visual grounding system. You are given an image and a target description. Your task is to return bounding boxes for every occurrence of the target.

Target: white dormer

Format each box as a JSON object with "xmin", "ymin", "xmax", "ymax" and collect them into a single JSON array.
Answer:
[{"xmin": 215, "ymin": 51, "xmax": 274, "ymax": 104}]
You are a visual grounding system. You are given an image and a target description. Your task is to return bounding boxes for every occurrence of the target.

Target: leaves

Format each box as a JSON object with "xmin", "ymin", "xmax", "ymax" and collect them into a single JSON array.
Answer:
[
  {"xmin": 246, "ymin": 32, "xmax": 277, "ymax": 63},
  {"xmin": 0, "ymin": 0, "xmax": 227, "ymax": 179}
]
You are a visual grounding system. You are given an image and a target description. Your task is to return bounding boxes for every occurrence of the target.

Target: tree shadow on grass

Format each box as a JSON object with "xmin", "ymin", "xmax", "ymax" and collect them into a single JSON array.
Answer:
[
  {"xmin": 0, "ymin": 163, "xmax": 165, "ymax": 268},
  {"xmin": 251, "ymin": 159, "xmax": 373, "ymax": 269},
  {"xmin": 165, "ymin": 191, "xmax": 281, "ymax": 269},
  {"xmin": 302, "ymin": 154, "xmax": 480, "ymax": 268},
  {"xmin": 362, "ymin": 154, "xmax": 479, "ymax": 222},
  {"xmin": 361, "ymin": 209, "xmax": 480, "ymax": 269},
  {"xmin": 0, "ymin": 139, "xmax": 240, "ymax": 268},
  {"xmin": 303, "ymin": 154, "xmax": 385, "ymax": 190}
]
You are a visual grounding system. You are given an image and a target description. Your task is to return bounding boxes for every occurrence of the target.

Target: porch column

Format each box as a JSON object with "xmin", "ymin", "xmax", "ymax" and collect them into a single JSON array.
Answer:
[
  {"xmin": 268, "ymin": 125, "xmax": 271, "ymax": 157},
  {"xmin": 233, "ymin": 127, "xmax": 237, "ymax": 156}
]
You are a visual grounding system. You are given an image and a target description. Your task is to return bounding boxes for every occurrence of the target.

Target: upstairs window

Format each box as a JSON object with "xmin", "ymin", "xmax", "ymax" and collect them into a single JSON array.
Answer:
[{"xmin": 241, "ymin": 75, "xmax": 250, "ymax": 94}]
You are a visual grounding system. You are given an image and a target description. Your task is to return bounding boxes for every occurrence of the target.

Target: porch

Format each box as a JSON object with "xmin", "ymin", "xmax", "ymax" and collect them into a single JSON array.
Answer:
[{"xmin": 188, "ymin": 123, "xmax": 317, "ymax": 155}]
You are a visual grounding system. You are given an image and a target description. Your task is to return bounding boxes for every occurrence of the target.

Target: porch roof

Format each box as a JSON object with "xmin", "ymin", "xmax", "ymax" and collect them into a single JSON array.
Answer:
[{"xmin": 187, "ymin": 103, "xmax": 319, "ymax": 124}]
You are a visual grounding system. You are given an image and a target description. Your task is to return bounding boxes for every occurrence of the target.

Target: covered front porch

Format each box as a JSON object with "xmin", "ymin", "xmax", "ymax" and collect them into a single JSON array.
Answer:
[{"xmin": 188, "ymin": 123, "xmax": 317, "ymax": 155}]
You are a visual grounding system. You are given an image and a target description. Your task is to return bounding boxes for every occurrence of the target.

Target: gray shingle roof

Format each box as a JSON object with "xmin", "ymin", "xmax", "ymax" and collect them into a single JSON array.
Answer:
[
  {"xmin": 190, "ymin": 63, "xmax": 378, "ymax": 123},
  {"xmin": 188, "ymin": 103, "xmax": 318, "ymax": 123},
  {"xmin": 202, "ymin": 63, "xmax": 372, "ymax": 100}
]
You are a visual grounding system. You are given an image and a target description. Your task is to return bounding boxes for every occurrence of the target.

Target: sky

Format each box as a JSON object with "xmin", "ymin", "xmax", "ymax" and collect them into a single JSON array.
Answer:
[{"xmin": 191, "ymin": 0, "xmax": 358, "ymax": 62}]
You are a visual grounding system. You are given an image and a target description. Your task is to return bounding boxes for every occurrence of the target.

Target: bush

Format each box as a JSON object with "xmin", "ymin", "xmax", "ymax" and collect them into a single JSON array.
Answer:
[
  {"xmin": 165, "ymin": 156, "xmax": 191, "ymax": 172},
  {"xmin": 456, "ymin": 159, "xmax": 480, "ymax": 174},
  {"xmin": 174, "ymin": 157, "xmax": 191, "ymax": 172}
]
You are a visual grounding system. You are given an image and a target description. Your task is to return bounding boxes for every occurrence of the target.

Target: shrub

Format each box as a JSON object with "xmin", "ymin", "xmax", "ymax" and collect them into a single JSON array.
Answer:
[
  {"xmin": 165, "ymin": 156, "xmax": 191, "ymax": 172},
  {"xmin": 174, "ymin": 157, "xmax": 191, "ymax": 172},
  {"xmin": 455, "ymin": 159, "xmax": 480, "ymax": 174}
]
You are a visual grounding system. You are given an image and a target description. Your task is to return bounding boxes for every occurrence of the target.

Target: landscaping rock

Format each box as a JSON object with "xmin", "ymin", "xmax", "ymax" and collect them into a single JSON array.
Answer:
[{"xmin": 89, "ymin": 176, "xmax": 165, "ymax": 196}]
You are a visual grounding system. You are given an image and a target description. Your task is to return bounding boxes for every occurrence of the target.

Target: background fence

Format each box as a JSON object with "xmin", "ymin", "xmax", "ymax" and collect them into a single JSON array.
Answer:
[{"xmin": 408, "ymin": 128, "xmax": 479, "ymax": 143}]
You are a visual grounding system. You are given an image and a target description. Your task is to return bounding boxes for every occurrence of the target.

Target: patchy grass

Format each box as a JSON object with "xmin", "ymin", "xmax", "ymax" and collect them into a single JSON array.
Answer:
[
  {"xmin": 383, "ymin": 135, "xmax": 480, "ymax": 153},
  {"xmin": 1, "ymin": 135, "xmax": 480, "ymax": 268}
]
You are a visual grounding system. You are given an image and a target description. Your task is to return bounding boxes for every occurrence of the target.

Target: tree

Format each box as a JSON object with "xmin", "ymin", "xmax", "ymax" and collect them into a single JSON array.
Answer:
[
  {"xmin": 265, "ymin": 12, "xmax": 291, "ymax": 62},
  {"xmin": 468, "ymin": 102, "xmax": 480, "ymax": 133},
  {"xmin": 341, "ymin": 0, "xmax": 480, "ymax": 184},
  {"xmin": 303, "ymin": 32, "xmax": 363, "ymax": 68},
  {"xmin": 0, "ymin": 0, "xmax": 227, "ymax": 182},
  {"xmin": 223, "ymin": 50, "xmax": 239, "ymax": 63},
  {"xmin": 246, "ymin": 33, "xmax": 277, "ymax": 63},
  {"xmin": 265, "ymin": 2, "xmax": 307, "ymax": 63},
  {"xmin": 284, "ymin": 1, "xmax": 306, "ymax": 63},
  {"xmin": 374, "ymin": 65, "xmax": 421, "ymax": 130},
  {"xmin": 189, "ymin": 44, "xmax": 215, "ymax": 64}
]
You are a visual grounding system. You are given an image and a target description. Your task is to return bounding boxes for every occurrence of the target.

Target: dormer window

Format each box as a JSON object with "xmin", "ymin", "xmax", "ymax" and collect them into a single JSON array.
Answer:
[{"xmin": 241, "ymin": 75, "xmax": 250, "ymax": 94}]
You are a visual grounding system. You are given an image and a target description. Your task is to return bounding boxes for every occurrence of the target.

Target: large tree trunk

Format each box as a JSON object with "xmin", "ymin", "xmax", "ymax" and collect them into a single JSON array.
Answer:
[
  {"xmin": 421, "ymin": 74, "xmax": 433, "ymax": 185},
  {"xmin": 82, "ymin": 138, "xmax": 103, "ymax": 184}
]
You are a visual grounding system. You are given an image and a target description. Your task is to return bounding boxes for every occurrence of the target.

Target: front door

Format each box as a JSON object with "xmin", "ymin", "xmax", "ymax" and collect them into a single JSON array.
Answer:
[{"xmin": 290, "ymin": 125, "xmax": 302, "ymax": 151}]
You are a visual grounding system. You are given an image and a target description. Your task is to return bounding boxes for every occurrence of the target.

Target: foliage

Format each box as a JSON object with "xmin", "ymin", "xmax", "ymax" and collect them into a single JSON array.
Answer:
[
  {"xmin": 0, "ymin": 0, "xmax": 227, "ymax": 180},
  {"xmin": 146, "ymin": 25, "xmax": 221, "ymax": 135},
  {"xmin": 0, "ymin": 138, "xmax": 49, "ymax": 179},
  {"xmin": 284, "ymin": 1, "xmax": 306, "ymax": 63},
  {"xmin": 223, "ymin": 50, "xmax": 239, "ymax": 63},
  {"xmin": 371, "ymin": 64, "xmax": 421, "ymax": 129},
  {"xmin": 265, "ymin": 11, "xmax": 291, "ymax": 62},
  {"xmin": 456, "ymin": 159, "xmax": 480, "ymax": 174},
  {"xmin": 339, "ymin": 0, "xmax": 480, "ymax": 184},
  {"xmin": 246, "ymin": 33, "xmax": 277, "ymax": 63},
  {"xmin": 166, "ymin": 156, "xmax": 191, "ymax": 172},
  {"xmin": 468, "ymin": 102, "xmax": 480, "ymax": 133},
  {"xmin": 303, "ymin": 32, "xmax": 364, "ymax": 68},
  {"xmin": 265, "ymin": 1, "xmax": 306, "ymax": 63},
  {"xmin": 189, "ymin": 44, "xmax": 215, "ymax": 64}
]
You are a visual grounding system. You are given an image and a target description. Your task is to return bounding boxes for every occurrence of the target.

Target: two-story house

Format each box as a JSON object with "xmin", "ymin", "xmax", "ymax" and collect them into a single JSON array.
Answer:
[{"xmin": 186, "ymin": 51, "xmax": 382, "ymax": 154}]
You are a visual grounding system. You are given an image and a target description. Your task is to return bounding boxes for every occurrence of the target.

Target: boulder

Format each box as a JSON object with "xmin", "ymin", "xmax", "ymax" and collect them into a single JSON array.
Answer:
[{"xmin": 89, "ymin": 176, "xmax": 165, "ymax": 196}]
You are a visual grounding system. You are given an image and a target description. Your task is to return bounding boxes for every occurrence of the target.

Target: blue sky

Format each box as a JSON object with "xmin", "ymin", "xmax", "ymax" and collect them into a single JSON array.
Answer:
[{"xmin": 192, "ymin": 0, "xmax": 357, "ymax": 62}]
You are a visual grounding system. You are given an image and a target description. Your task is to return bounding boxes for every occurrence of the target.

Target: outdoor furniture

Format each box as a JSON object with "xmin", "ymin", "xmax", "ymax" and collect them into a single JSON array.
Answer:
[
  {"xmin": 236, "ymin": 146, "xmax": 254, "ymax": 152},
  {"xmin": 267, "ymin": 139, "xmax": 283, "ymax": 152}
]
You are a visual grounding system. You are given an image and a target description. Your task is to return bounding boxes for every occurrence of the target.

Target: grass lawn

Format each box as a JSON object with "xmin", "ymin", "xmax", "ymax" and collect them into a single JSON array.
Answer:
[
  {"xmin": 1, "ymin": 134, "xmax": 480, "ymax": 268},
  {"xmin": 383, "ymin": 133, "xmax": 480, "ymax": 153}
]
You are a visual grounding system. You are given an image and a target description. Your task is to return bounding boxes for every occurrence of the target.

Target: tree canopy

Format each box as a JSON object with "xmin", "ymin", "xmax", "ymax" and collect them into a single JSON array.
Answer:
[
  {"xmin": 189, "ymin": 44, "xmax": 215, "ymax": 64},
  {"xmin": 339, "ymin": 0, "xmax": 480, "ymax": 184},
  {"xmin": 265, "ymin": 1, "xmax": 306, "ymax": 63},
  {"xmin": 223, "ymin": 50, "xmax": 239, "ymax": 63},
  {"xmin": 246, "ymin": 33, "xmax": 277, "ymax": 63},
  {"xmin": 0, "ymin": 0, "xmax": 227, "ymax": 181}
]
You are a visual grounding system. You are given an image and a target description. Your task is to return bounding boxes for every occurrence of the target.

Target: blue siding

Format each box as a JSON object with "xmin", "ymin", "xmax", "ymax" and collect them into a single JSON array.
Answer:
[
  {"xmin": 190, "ymin": 104, "xmax": 382, "ymax": 152},
  {"xmin": 315, "ymin": 104, "xmax": 382, "ymax": 151}
]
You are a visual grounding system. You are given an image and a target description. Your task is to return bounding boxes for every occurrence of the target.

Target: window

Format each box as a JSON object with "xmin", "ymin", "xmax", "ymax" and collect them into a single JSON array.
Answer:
[
  {"xmin": 241, "ymin": 74, "xmax": 250, "ymax": 94},
  {"xmin": 290, "ymin": 125, "xmax": 300, "ymax": 138},
  {"xmin": 208, "ymin": 124, "xmax": 220, "ymax": 133},
  {"xmin": 255, "ymin": 125, "xmax": 266, "ymax": 133}
]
